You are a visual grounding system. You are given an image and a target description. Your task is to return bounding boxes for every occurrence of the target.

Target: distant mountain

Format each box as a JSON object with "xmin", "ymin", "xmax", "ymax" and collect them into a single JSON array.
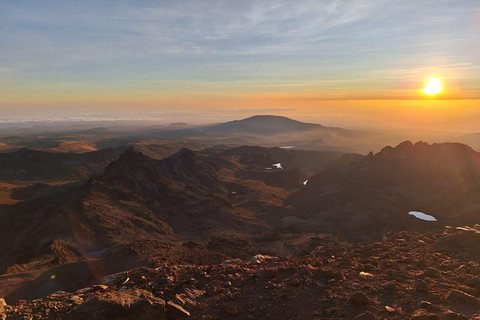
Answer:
[
  {"xmin": 143, "ymin": 115, "xmax": 386, "ymax": 153},
  {"xmin": 200, "ymin": 115, "xmax": 322, "ymax": 135},
  {"xmin": 455, "ymin": 132, "xmax": 480, "ymax": 151},
  {"xmin": 286, "ymin": 141, "xmax": 480, "ymax": 239},
  {"xmin": 1, "ymin": 115, "xmax": 408, "ymax": 154},
  {"xmin": 142, "ymin": 115, "xmax": 411, "ymax": 154}
]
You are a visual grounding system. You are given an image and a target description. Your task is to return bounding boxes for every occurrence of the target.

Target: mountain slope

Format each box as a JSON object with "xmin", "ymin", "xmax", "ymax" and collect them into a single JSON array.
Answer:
[
  {"xmin": 6, "ymin": 225, "xmax": 480, "ymax": 319},
  {"xmin": 286, "ymin": 141, "xmax": 480, "ymax": 238},
  {"xmin": 0, "ymin": 148, "xmax": 121, "ymax": 182}
]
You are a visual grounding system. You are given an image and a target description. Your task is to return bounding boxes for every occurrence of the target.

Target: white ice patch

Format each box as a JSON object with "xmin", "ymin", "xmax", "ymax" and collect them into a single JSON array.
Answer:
[
  {"xmin": 231, "ymin": 191, "xmax": 237, "ymax": 194},
  {"xmin": 279, "ymin": 146, "xmax": 295, "ymax": 149},
  {"xmin": 266, "ymin": 167, "xmax": 272, "ymax": 170},
  {"xmin": 303, "ymin": 180, "xmax": 308, "ymax": 185},
  {"xmin": 408, "ymin": 211, "xmax": 437, "ymax": 222},
  {"xmin": 272, "ymin": 163, "xmax": 283, "ymax": 169}
]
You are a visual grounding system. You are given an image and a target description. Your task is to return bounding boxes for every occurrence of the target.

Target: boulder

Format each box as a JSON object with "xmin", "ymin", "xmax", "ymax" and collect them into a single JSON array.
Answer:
[
  {"xmin": 435, "ymin": 229, "xmax": 480, "ymax": 251},
  {"xmin": 443, "ymin": 310, "xmax": 469, "ymax": 320},
  {"xmin": 382, "ymin": 281, "xmax": 397, "ymax": 291},
  {"xmin": 350, "ymin": 292, "xmax": 370, "ymax": 305},
  {"xmin": 249, "ymin": 254, "xmax": 278, "ymax": 264},
  {"xmin": 445, "ymin": 290, "xmax": 480, "ymax": 306},
  {"xmin": 415, "ymin": 279, "xmax": 429, "ymax": 292},
  {"xmin": 66, "ymin": 289, "xmax": 166, "ymax": 320}
]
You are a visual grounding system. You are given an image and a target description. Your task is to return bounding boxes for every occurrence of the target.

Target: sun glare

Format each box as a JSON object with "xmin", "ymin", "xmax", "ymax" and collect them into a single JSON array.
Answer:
[{"xmin": 422, "ymin": 78, "xmax": 442, "ymax": 96}]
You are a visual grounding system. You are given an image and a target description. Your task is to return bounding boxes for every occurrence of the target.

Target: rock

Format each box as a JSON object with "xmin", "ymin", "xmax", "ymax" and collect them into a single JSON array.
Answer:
[
  {"xmin": 355, "ymin": 312, "xmax": 376, "ymax": 320},
  {"xmin": 350, "ymin": 292, "xmax": 370, "ymax": 305},
  {"xmin": 411, "ymin": 312, "xmax": 439, "ymax": 320},
  {"xmin": 456, "ymin": 265, "xmax": 467, "ymax": 274},
  {"xmin": 257, "ymin": 268, "xmax": 278, "ymax": 279},
  {"xmin": 288, "ymin": 278, "xmax": 301, "ymax": 287},
  {"xmin": 0, "ymin": 299, "xmax": 6, "ymax": 314},
  {"xmin": 416, "ymin": 301, "xmax": 441, "ymax": 313},
  {"xmin": 221, "ymin": 258, "xmax": 242, "ymax": 266},
  {"xmin": 93, "ymin": 285, "xmax": 108, "ymax": 292},
  {"xmin": 223, "ymin": 304, "xmax": 239, "ymax": 316},
  {"xmin": 434, "ymin": 229, "xmax": 480, "ymax": 250},
  {"xmin": 310, "ymin": 246, "xmax": 326, "ymax": 256},
  {"xmin": 382, "ymin": 281, "xmax": 397, "ymax": 291},
  {"xmin": 205, "ymin": 285, "xmax": 218, "ymax": 296},
  {"xmin": 0, "ymin": 298, "xmax": 5, "ymax": 308},
  {"xmin": 75, "ymin": 287, "xmax": 94, "ymax": 295},
  {"xmin": 385, "ymin": 306, "xmax": 395, "ymax": 313},
  {"xmin": 101, "ymin": 272, "xmax": 125, "ymax": 285},
  {"xmin": 359, "ymin": 271, "xmax": 374, "ymax": 278},
  {"xmin": 150, "ymin": 282, "xmax": 162, "ymax": 293},
  {"xmin": 249, "ymin": 254, "xmax": 277, "ymax": 264},
  {"xmin": 138, "ymin": 276, "xmax": 148, "ymax": 284},
  {"xmin": 443, "ymin": 310, "xmax": 469, "ymax": 320},
  {"xmin": 465, "ymin": 277, "xmax": 480, "ymax": 290},
  {"xmin": 166, "ymin": 301, "xmax": 190, "ymax": 319},
  {"xmin": 415, "ymin": 279, "xmax": 429, "ymax": 292},
  {"xmin": 67, "ymin": 289, "xmax": 166, "ymax": 320},
  {"xmin": 445, "ymin": 290, "xmax": 480, "ymax": 306},
  {"xmin": 424, "ymin": 267, "xmax": 440, "ymax": 278},
  {"xmin": 157, "ymin": 277, "xmax": 173, "ymax": 285},
  {"xmin": 416, "ymin": 258, "xmax": 427, "ymax": 269},
  {"xmin": 69, "ymin": 295, "xmax": 83, "ymax": 305}
]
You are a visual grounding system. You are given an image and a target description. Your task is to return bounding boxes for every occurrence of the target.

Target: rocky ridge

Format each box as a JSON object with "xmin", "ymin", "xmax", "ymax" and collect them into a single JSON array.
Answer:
[{"xmin": 4, "ymin": 225, "xmax": 480, "ymax": 319}]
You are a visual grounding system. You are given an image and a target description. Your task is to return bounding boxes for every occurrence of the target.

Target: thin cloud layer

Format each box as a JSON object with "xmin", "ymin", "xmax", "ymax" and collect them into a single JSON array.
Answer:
[{"xmin": 0, "ymin": 0, "xmax": 479, "ymax": 112}]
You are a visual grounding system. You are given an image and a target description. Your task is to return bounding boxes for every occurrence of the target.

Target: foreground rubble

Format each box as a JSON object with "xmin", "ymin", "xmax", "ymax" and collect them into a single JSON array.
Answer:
[{"xmin": 4, "ymin": 226, "xmax": 480, "ymax": 319}]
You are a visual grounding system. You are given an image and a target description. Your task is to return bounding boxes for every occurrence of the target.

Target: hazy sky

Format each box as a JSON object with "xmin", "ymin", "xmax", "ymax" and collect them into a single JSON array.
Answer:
[{"xmin": 1, "ymin": 1, "xmax": 479, "ymax": 130}]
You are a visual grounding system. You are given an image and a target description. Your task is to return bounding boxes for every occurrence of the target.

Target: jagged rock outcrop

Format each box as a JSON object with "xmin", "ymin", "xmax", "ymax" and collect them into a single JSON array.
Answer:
[{"xmin": 287, "ymin": 141, "xmax": 480, "ymax": 239}]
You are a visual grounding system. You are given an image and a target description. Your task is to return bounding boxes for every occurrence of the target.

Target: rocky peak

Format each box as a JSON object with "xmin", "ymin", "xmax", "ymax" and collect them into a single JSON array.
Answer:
[{"xmin": 104, "ymin": 147, "xmax": 161, "ymax": 185}]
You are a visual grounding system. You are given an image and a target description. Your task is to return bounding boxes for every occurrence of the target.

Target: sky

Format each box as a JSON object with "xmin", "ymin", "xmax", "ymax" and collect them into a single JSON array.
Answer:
[{"xmin": 1, "ymin": 0, "xmax": 479, "ymax": 130}]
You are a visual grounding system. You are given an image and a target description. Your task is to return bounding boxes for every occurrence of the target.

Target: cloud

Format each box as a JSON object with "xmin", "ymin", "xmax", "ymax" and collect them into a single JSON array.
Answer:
[
  {"xmin": 1, "ymin": 0, "xmax": 479, "ymax": 104},
  {"xmin": 129, "ymin": 0, "xmax": 379, "ymax": 56}
]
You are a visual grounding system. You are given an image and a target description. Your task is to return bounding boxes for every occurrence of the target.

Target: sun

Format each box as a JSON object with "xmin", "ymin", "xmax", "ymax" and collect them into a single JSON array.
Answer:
[{"xmin": 422, "ymin": 78, "xmax": 442, "ymax": 95}]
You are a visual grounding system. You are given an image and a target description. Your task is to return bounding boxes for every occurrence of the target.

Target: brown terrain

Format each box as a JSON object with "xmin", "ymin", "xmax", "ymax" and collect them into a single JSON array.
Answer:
[
  {"xmin": 3, "ymin": 225, "xmax": 480, "ymax": 319},
  {"xmin": 1, "ymin": 116, "xmax": 480, "ymax": 319},
  {"xmin": 0, "ymin": 142, "xmax": 355, "ymax": 305}
]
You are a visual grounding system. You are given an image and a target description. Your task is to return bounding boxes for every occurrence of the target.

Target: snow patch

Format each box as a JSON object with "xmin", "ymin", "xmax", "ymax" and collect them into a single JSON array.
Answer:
[
  {"xmin": 408, "ymin": 211, "xmax": 437, "ymax": 222},
  {"xmin": 272, "ymin": 163, "xmax": 283, "ymax": 169},
  {"xmin": 303, "ymin": 179, "xmax": 308, "ymax": 185},
  {"xmin": 279, "ymin": 146, "xmax": 295, "ymax": 149}
]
